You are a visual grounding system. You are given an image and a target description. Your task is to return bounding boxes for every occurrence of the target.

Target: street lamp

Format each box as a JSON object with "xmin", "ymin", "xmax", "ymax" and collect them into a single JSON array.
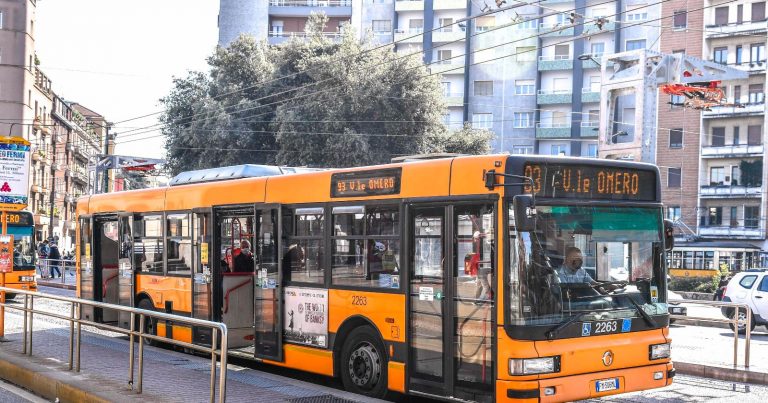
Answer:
[
  {"xmin": 578, "ymin": 53, "xmax": 601, "ymax": 66},
  {"xmin": 7, "ymin": 122, "xmax": 19, "ymax": 137},
  {"xmin": 610, "ymin": 130, "xmax": 628, "ymax": 144}
]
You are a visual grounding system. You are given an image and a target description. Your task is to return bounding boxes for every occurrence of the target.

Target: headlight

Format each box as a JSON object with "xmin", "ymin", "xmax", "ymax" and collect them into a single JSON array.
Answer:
[
  {"xmin": 649, "ymin": 343, "xmax": 671, "ymax": 360},
  {"xmin": 20, "ymin": 276, "xmax": 34, "ymax": 282},
  {"xmin": 509, "ymin": 356, "xmax": 560, "ymax": 375}
]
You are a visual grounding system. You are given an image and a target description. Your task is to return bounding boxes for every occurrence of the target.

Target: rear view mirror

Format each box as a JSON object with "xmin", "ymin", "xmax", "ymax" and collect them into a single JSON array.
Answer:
[
  {"xmin": 663, "ymin": 219, "xmax": 675, "ymax": 251},
  {"xmin": 513, "ymin": 195, "xmax": 536, "ymax": 232}
]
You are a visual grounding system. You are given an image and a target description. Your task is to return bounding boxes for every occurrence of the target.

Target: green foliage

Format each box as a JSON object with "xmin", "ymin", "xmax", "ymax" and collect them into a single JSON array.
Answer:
[
  {"xmin": 669, "ymin": 274, "xmax": 719, "ymax": 293},
  {"xmin": 159, "ymin": 13, "xmax": 486, "ymax": 175}
]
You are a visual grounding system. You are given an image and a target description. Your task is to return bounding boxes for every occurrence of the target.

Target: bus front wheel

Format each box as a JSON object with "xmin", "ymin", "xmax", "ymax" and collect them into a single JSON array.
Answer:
[
  {"xmin": 340, "ymin": 326, "xmax": 388, "ymax": 398},
  {"xmin": 137, "ymin": 299, "xmax": 159, "ymax": 346}
]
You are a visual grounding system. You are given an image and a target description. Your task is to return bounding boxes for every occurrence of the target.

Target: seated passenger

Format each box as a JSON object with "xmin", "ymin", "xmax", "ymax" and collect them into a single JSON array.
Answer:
[
  {"xmin": 233, "ymin": 240, "xmax": 254, "ymax": 273},
  {"xmin": 556, "ymin": 247, "xmax": 597, "ymax": 285}
]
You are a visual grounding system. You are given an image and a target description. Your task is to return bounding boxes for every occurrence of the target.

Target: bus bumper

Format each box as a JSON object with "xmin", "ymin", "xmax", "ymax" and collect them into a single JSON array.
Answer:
[{"xmin": 498, "ymin": 362, "xmax": 674, "ymax": 402}]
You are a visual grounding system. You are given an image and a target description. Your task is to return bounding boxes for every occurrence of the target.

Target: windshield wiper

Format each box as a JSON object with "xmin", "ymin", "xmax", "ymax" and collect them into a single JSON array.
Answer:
[
  {"xmin": 546, "ymin": 311, "xmax": 589, "ymax": 340},
  {"xmin": 611, "ymin": 293, "xmax": 657, "ymax": 328}
]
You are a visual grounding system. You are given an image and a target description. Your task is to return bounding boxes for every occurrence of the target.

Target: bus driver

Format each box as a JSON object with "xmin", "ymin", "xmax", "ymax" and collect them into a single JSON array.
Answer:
[{"xmin": 556, "ymin": 247, "xmax": 597, "ymax": 285}]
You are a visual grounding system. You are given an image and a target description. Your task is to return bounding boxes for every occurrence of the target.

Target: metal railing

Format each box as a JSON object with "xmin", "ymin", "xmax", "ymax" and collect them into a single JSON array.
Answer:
[
  {"xmin": 36, "ymin": 258, "xmax": 75, "ymax": 283},
  {"xmin": 0, "ymin": 287, "xmax": 228, "ymax": 403},
  {"xmin": 669, "ymin": 298, "xmax": 751, "ymax": 368}
]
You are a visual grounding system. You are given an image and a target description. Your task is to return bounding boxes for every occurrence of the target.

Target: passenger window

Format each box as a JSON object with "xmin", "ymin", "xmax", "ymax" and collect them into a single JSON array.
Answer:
[
  {"xmin": 167, "ymin": 213, "xmax": 192, "ymax": 276},
  {"xmin": 283, "ymin": 208, "xmax": 324, "ymax": 283},
  {"xmin": 133, "ymin": 215, "xmax": 164, "ymax": 274},
  {"xmin": 332, "ymin": 206, "xmax": 400, "ymax": 289},
  {"xmin": 759, "ymin": 277, "xmax": 768, "ymax": 292},
  {"xmin": 740, "ymin": 275, "xmax": 758, "ymax": 289}
]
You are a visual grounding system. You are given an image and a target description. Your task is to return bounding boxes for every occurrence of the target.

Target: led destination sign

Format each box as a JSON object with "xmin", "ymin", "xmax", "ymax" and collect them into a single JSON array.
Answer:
[
  {"xmin": 523, "ymin": 163, "xmax": 656, "ymax": 201},
  {"xmin": 2, "ymin": 212, "xmax": 32, "ymax": 226},
  {"xmin": 331, "ymin": 168, "xmax": 402, "ymax": 198}
]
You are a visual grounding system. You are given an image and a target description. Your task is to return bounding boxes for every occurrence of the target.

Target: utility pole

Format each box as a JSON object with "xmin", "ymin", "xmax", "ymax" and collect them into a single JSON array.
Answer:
[{"xmin": 102, "ymin": 125, "xmax": 110, "ymax": 194}]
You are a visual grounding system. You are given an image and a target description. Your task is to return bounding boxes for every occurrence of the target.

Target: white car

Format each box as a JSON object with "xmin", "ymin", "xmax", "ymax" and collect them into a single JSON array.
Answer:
[
  {"xmin": 667, "ymin": 290, "xmax": 687, "ymax": 323},
  {"xmin": 720, "ymin": 270, "xmax": 768, "ymax": 333}
]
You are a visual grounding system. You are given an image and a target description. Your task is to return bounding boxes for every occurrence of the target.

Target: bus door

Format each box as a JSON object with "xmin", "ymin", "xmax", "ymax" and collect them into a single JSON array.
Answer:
[
  {"xmin": 88, "ymin": 215, "xmax": 120, "ymax": 323},
  {"xmin": 117, "ymin": 213, "xmax": 134, "ymax": 329},
  {"xmin": 79, "ymin": 216, "xmax": 95, "ymax": 320},
  {"xmin": 253, "ymin": 205, "xmax": 283, "ymax": 361},
  {"xmin": 214, "ymin": 206, "xmax": 256, "ymax": 349},
  {"xmin": 407, "ymin": 203, "xmax": 495, "ymax": 402},
  {"xmin": 192, "ymin": 209, "xmax": 213, "ymax": 345}
]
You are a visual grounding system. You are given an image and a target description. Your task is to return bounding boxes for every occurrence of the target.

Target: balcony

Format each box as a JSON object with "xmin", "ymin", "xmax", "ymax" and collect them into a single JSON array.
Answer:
[
  {"xmin": 702, "ymin": 102, "xmax": 765, "ymax": 118},
  {"xmin": 65, "ymin": 195, "xmax": 76, "ymax": 204},
  {"xmin": 699, "ymin": 185, "xmax": 762, "ymax": 198},
  {"xmin": 538, "ymin": 55, "xmax": 573, "ymax": 71},
  {"xmin": 31, "ymin": 185, "xmax": 44, "ymax": 194},
  {"xmin": 731, "ymin": 60, "xmax": 767, "ymax": 75},
  {"xmin": 580, "ymin": 121, "xmax": 599, "ymax": 137},
  {"xmin": 536, "ymin": 122, "xmax": 571, "ymax": 138},
  {"xmin": 73, "ymin": 144, "xmax": 91, "ymax": 161},
  {"xmin": 432, "ymin": 29, "xmax": 466, "ymax": 43},
  {"xmin": 34, "ymin": 67, "xmax": 53, "ymax": 97},
  {"xmin": 704, "ymin": 19, "xmax": 767, "ymax": 39},
  {"xmin": 393, "ymin": 29, "xmax": 424, "ymax": 44},
  {"xmin": 34, "ymin": 214, "xmax": 50, "ymax": 226},
  {"xmin": 429, "ymin": 61, "xmax": 465, "ymax": 75},
  {"xmin": 268, "ymin": 0, "xmax": 352, "ymax": 17},
  {"xmin": 394, "ymin": 0, "xmax": 424, "ymax": 11},
  {"xmin": 698, "ymin": 225, "xmax": 763, "ymax": 239},
  {"xmin": 444, "ymin": 93, "xmax": 464, "ymax": 107},
  {"xmin": 433, "ymin": 0, "xmax": 465, "ymax": 9},
  {"xmin": 69, "ymin": 168, "xmax": 88, "ymax": 185},
  {"xmin": 537, "ymin": 89, "xmax": 572, "ymax": 104},
  {"xmin": 701, "ymin": 144, "xmax": 763, "ymax": 157},
  {"xmin": 538, "ymin": 23, "xmax": 574, "ymax": 38},
  {"xmin": 581, "ymin": 88, "xmax": 600, "ymax": 103},
  {"xmin": 268, "ymin": 31, "xmax": 344, "ymax": 45}
]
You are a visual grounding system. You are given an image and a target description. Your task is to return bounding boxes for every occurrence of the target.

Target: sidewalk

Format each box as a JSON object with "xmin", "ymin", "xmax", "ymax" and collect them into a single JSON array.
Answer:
[
  {"xmin": 35, "ymin": 273, "xmax": 76, "ymax": 290},
  {"xmin": 0, "ymin": 309, "xmax": 383, "ymax": 403}
]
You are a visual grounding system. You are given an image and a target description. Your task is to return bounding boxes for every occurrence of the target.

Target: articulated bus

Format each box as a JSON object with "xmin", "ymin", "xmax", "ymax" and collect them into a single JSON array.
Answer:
[
  {"xmin": 75, "ymin": 155, "xmax": 675, "ymax": 402},
  {"xmin": 2, "ymin": 211, "xmax": 38, "ymax": 295}
]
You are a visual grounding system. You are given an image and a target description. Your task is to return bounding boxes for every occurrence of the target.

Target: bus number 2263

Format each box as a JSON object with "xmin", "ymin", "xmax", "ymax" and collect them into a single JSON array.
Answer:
[{"xmin": 352, "ymin": 296, "xmax": 367, "ymax": 306}]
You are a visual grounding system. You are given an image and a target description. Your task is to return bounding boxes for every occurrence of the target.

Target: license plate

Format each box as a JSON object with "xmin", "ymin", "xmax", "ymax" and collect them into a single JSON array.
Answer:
[
  {"xmin": 20, "ymin": 276, "xmax": 34, "ymax": 282},
  {"xmin": 595, "ymin": 378, "xmax": 619, "ymax": 392},
  {"xmin": 671, "ymin": 308, "xmax": 683, "ymax": 314}
]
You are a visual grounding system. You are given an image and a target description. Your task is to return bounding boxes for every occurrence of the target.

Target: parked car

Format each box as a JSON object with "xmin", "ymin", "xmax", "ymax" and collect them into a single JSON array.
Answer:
[
  {"xmin": 667, "ymin": 290, "xmax": 687, "ymax": 323},
  {"xmin": 720, "ymin": 270, "xmax": 768, "ymax": 333}
]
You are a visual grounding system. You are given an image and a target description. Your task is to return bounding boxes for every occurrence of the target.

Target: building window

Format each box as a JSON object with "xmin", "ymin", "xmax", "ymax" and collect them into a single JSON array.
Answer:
[
  {"xmin": 748, "ymin": 83, "xmax": 764, "ymax": 103},
  {"xmin": 517, "ymin": 16, "xmax": 537, "ymax": 29},
  {"xmin": 585, "ymin": 143, "xmax": 598, "ymax": 158},
  {"xmin": 408, "ymin": 19, "xmax": 424, "ymax": 34},
  {"xmin": 0, "ymin": 11, "xmax": 3, "ymax": 29},
  {"xmin": 713, "ymin": 47, "xmax": 728, "ymax": 65},
  {"xmin": 732, "ymin": 166, "xmax": 741, "ymax": 185},
  {"xmin": 371, "ymin": 20, "xmax": 391, "ymax": 33},
  {"xmin": 440, "ymin": 82, "xmax": 451, "ymax": 97},
  {"xmin": 714, "ymin": 6, "xmax": 729, "ymax": 25},
  {"xmin": 752, "ymin": 2, "xmax": 766, "ymax": 22},
  {"xmin": 590, "ymin": 42, "xmax": 605, "ymax": 58},
  {"xmin": 745, "ymin": 206, "xmax": 760, "ymax": 228},
  {"xmin": 736, "ymin": 46, "xmax": 743, "ymax": 65},
  {"xmin": 707, "ymin": 207, "xmax": 723, "ymax": 226},
  {"xmin": 588, "ymin": 76, "xmax": 601, "ymax": 92},
  {"xmin": 673, "ymin": 10, "xmax": 687, "ymax": 28},
  {"xmin": 666, "ymin": 206, "xmax": 681, "ymax": 221},
  {"xmin": 513, "ymin": 112, "xmax": 534, "ymax": 128},
  {"xmin": 515, "ymin": 79, "xmax": 535, "ymax": 95},
  {"xmin": 668, "ymin": 167, "xmax": 681, "ymax": 188},
  {"xmin": 516, "ymin": 46, "xmax": 536, "ymax": 62},
  {"xmin": 711, "ymin": 127, "xmax": 726, "ymax": 146},
  {"xmin": 626, "ymin": 4, "xmax": 649, "ymax": 21},
  {"xmin": 626, "ymin": 39, "xmax": 647, "ymax": 51},
  {"xmin": 436, "ymin": 49, "xmax": 452, "ymax": 64},
  {"xmin": 710, "ymin": 166, "xmax": 726, "ymax": 185},
  {"xmin": 733, "ymin": 126, "xmax": 740, "ymax": 145},
  {"xmin": 472, "ymin": 113, "xmax": 493, "ymax": 129},
  {"xmin": 748, "ymin": 125, "xmax": 762, "ymax": 145},
  {"xmin": 438, "ymin": 18, "xmax": 453, "ymax": 32},
  {"xmin": 553, "ymin": 78, "xmax": 570, "ymax": 93},
  {"xmin": 550, "ymin": 144, "xmax": 567, "ymax": 155},
  {"xmin": 474, "ymin": 81, "xmax": 493, "ymax": 96},
  {"xmin": 442, "ymin": 113, "xmax": 451, "ymax": 125},
  {"xmin": 669, "ymin": 128, "xmax": 683, "ymax": 148},
  {"xmin": 512, "ymin": 146, "xmax": 534, "ymax": 154},
  {"xmin": 475, "ymin": 16, "xmax": 495, "ymax": 32},
  {"xmin": 751, "ymin": 43, "xmax": 765, "ymax": 64},
  {"xmin": 554, "ymin": 44, "xmax": 570, "ymax": 59}
]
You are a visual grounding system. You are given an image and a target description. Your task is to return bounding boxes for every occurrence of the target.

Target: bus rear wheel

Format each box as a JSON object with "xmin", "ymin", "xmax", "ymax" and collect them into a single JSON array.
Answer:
[
  {"xmin": 137, "ymin": 299, "xmax": 159, "ymax": 346},
  {"xmin": 340, "ymin": 326, "xmax": 387, "ymax": 398}
]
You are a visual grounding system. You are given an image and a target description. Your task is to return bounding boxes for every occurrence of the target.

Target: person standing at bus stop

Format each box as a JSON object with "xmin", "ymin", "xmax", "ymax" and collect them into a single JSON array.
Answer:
[
  {"xmin": 37, "ymin": 240, "xmax": 50, "ymax": 278},
  {"xmin": 48, "ymin": 243, "xmax": 61, "ymax": 278}
]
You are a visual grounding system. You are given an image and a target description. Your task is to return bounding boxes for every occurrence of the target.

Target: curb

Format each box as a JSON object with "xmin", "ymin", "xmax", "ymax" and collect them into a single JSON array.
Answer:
[
  {"xmin": 674, "ymin": 318, "xmax": 730, "ymax": 329},
  {"xmin": 36, "ymin": 281, "xmax": 76, "ymax": 290},
  {"xmin": 675, "ymin": 361, "xmax": 768, "ymax": 385}
]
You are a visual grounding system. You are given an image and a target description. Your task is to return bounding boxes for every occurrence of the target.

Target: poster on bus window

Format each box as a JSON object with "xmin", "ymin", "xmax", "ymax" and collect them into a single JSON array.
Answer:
[
  {"xmin": 284, "ymin": 287, "xmax": 328, "ymax": 348},
  {"xmin": 0, "ymin": 235, "xmax": 14, "ymax": 273},
  {"xmin": 0, "ymin": 139, "xmax": 31, "ymax": 211}
]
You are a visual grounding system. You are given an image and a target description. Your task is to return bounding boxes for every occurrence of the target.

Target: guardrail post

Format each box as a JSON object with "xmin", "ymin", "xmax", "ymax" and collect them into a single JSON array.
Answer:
[
  {"xmin": 745, "ymin": 307, "xmax": 751, "ymax": 368},
  {"xmin": 129, "ymin": 312, "xmax": 135, "ymax": 389},
  {"xmin": 733, "ymin": 307, "xmax": 739, "ymax": 368},
  {"xmin": 28, "ymin": 296, "xmax": 33, "ymax": 356},
  {"xmin": 68, "ymin": 302, "xmax": 75, "ymax": 370},
  {"xmin": 210, "ymin": 329, "xmax": 217, "ymax": 403},
  {"xmin": 76, "ymin": 302, "xmax": 81, "ymax": 372},
  {"xmin": 22, "ymin": 294, "xmax": 28, "ymax": 355},
  {"xmin": 219, "ymin": 328, "xmax": 227, "ymax": 403},
  {"xmin": 138, "ymin": 315, "xmax": 145, "ymax": 394}
]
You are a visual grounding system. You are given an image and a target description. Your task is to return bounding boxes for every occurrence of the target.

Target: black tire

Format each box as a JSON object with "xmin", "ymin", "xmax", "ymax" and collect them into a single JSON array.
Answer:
[
  {"xmin": 729, "ymin": 309, "xmax": 756, "ymax": 334},
  {"xmin": 3, "ymin": 293, "xmax": 16, "ymax": 301},
  {"xmin": 339, "ymin": 326, "xmax": 388, "ymax": 399},
  {"xmin": 137, "ymin": 299, "xmax": 159, "ymax": 346}
]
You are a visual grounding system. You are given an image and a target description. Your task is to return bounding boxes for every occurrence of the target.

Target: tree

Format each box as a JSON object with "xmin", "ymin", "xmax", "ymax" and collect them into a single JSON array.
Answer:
[{"xmin": 159, "ymin": 12, "xmax": 489, "ymax": 175}]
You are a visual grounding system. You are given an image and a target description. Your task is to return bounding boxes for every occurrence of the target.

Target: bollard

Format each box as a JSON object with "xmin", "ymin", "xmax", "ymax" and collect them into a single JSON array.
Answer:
[
  {"xmin": 138, "ymin": 315, "xmax": 145, "ymax": 394},
  {"xmin": 210, "ymin": 329, "xmax": 217, "ymax": 403},
  {"xmin": 129, "ymin": 312, "xmax": 135, "ymax": 389}
]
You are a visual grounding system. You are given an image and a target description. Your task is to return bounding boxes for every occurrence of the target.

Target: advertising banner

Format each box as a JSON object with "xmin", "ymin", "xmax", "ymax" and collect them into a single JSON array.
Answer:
[
  {"xmin": 0, "ymin": 235, "xmax": 13, "ymax": 273},
  {"xmin": 284, "ymin": 287, "xmax": 328, "ymax": 348},
  {"xmin": 0, "ymin": 137, "xmax": 31, "ymax": 211}
]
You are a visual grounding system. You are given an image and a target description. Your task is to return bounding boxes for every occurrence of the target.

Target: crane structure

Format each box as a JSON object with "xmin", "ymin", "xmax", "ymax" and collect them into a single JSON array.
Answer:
[
  {"xmin": 598, "ymin": 49, "xmax": 749, "ymax": 163},
  {"xmin": 90, "ymin": 155, "xmax": 166, "ymax": 194}
]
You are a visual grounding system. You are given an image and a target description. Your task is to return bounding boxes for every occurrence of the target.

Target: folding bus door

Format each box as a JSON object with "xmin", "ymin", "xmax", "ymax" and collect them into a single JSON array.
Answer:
[
  {"xmin": 79, "ymin": 216, "xmax": 95, "ymax": 321},
  {"xmin": 192, "ymin": 210, "xmax": 214, "ymax": 345},
  {"xmin": 254, "ymin": 205, "xmax": 283, "ymax": 361},
  {"xmin": 117, "ymin": 214, "xmax": 134, "ymax": 329}
]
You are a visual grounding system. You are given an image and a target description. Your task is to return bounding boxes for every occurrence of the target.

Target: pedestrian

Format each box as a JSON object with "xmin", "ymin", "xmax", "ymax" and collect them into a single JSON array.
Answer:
[
  {"xmin": 37, "ymin": 240, "xmax": 50, "ymax": 278},
  {"xmin": 48, "ymin": 243, "xmax": 61, "ymax": 278}
]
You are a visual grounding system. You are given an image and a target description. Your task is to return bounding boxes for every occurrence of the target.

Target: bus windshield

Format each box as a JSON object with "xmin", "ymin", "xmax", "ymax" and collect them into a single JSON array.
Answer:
[
  {"xmin": 509, "ymin": 205, "xmax": 667, "ymax": 328},
  {"xmin": 9, "ymin": 227, "xmax": 35, "ymax": 270}
]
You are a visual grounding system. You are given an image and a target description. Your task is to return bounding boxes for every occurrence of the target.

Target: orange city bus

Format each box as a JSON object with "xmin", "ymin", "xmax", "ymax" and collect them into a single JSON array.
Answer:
[
  {"xmin": 3, "ymin": 211, "xmax": 38, "ymax": 295},
  {"xmin": 75, "ymin": 155, "xmax": 675, "ymax": 402}
]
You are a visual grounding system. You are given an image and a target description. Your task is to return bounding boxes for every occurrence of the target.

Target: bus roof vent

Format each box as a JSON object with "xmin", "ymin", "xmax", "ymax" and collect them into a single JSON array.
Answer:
[
  {"xmin": 169, "ymin": 164, "xmax": 284, "ymax": 186},
  {"xmin": 390, "ymin": 153, "xmax": 463, "ymax": 163}
]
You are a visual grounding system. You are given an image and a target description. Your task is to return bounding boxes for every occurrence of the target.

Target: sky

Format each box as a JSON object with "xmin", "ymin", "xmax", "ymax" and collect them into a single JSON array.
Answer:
[{"xmin": 36, "ymin": 0, "xmax": 221, "ymax": 159}]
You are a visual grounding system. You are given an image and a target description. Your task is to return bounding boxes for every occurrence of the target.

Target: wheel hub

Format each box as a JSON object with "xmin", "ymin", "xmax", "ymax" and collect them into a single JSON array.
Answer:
[{"xmin": 348, "ymin": 342, "xmax": 381, "ymax": 388}]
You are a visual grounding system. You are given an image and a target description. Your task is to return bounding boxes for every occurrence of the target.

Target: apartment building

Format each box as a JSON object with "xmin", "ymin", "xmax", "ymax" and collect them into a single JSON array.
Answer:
[{"xmin": 696, "ymin": 0, "xmax": 767, "ymax": 248}]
